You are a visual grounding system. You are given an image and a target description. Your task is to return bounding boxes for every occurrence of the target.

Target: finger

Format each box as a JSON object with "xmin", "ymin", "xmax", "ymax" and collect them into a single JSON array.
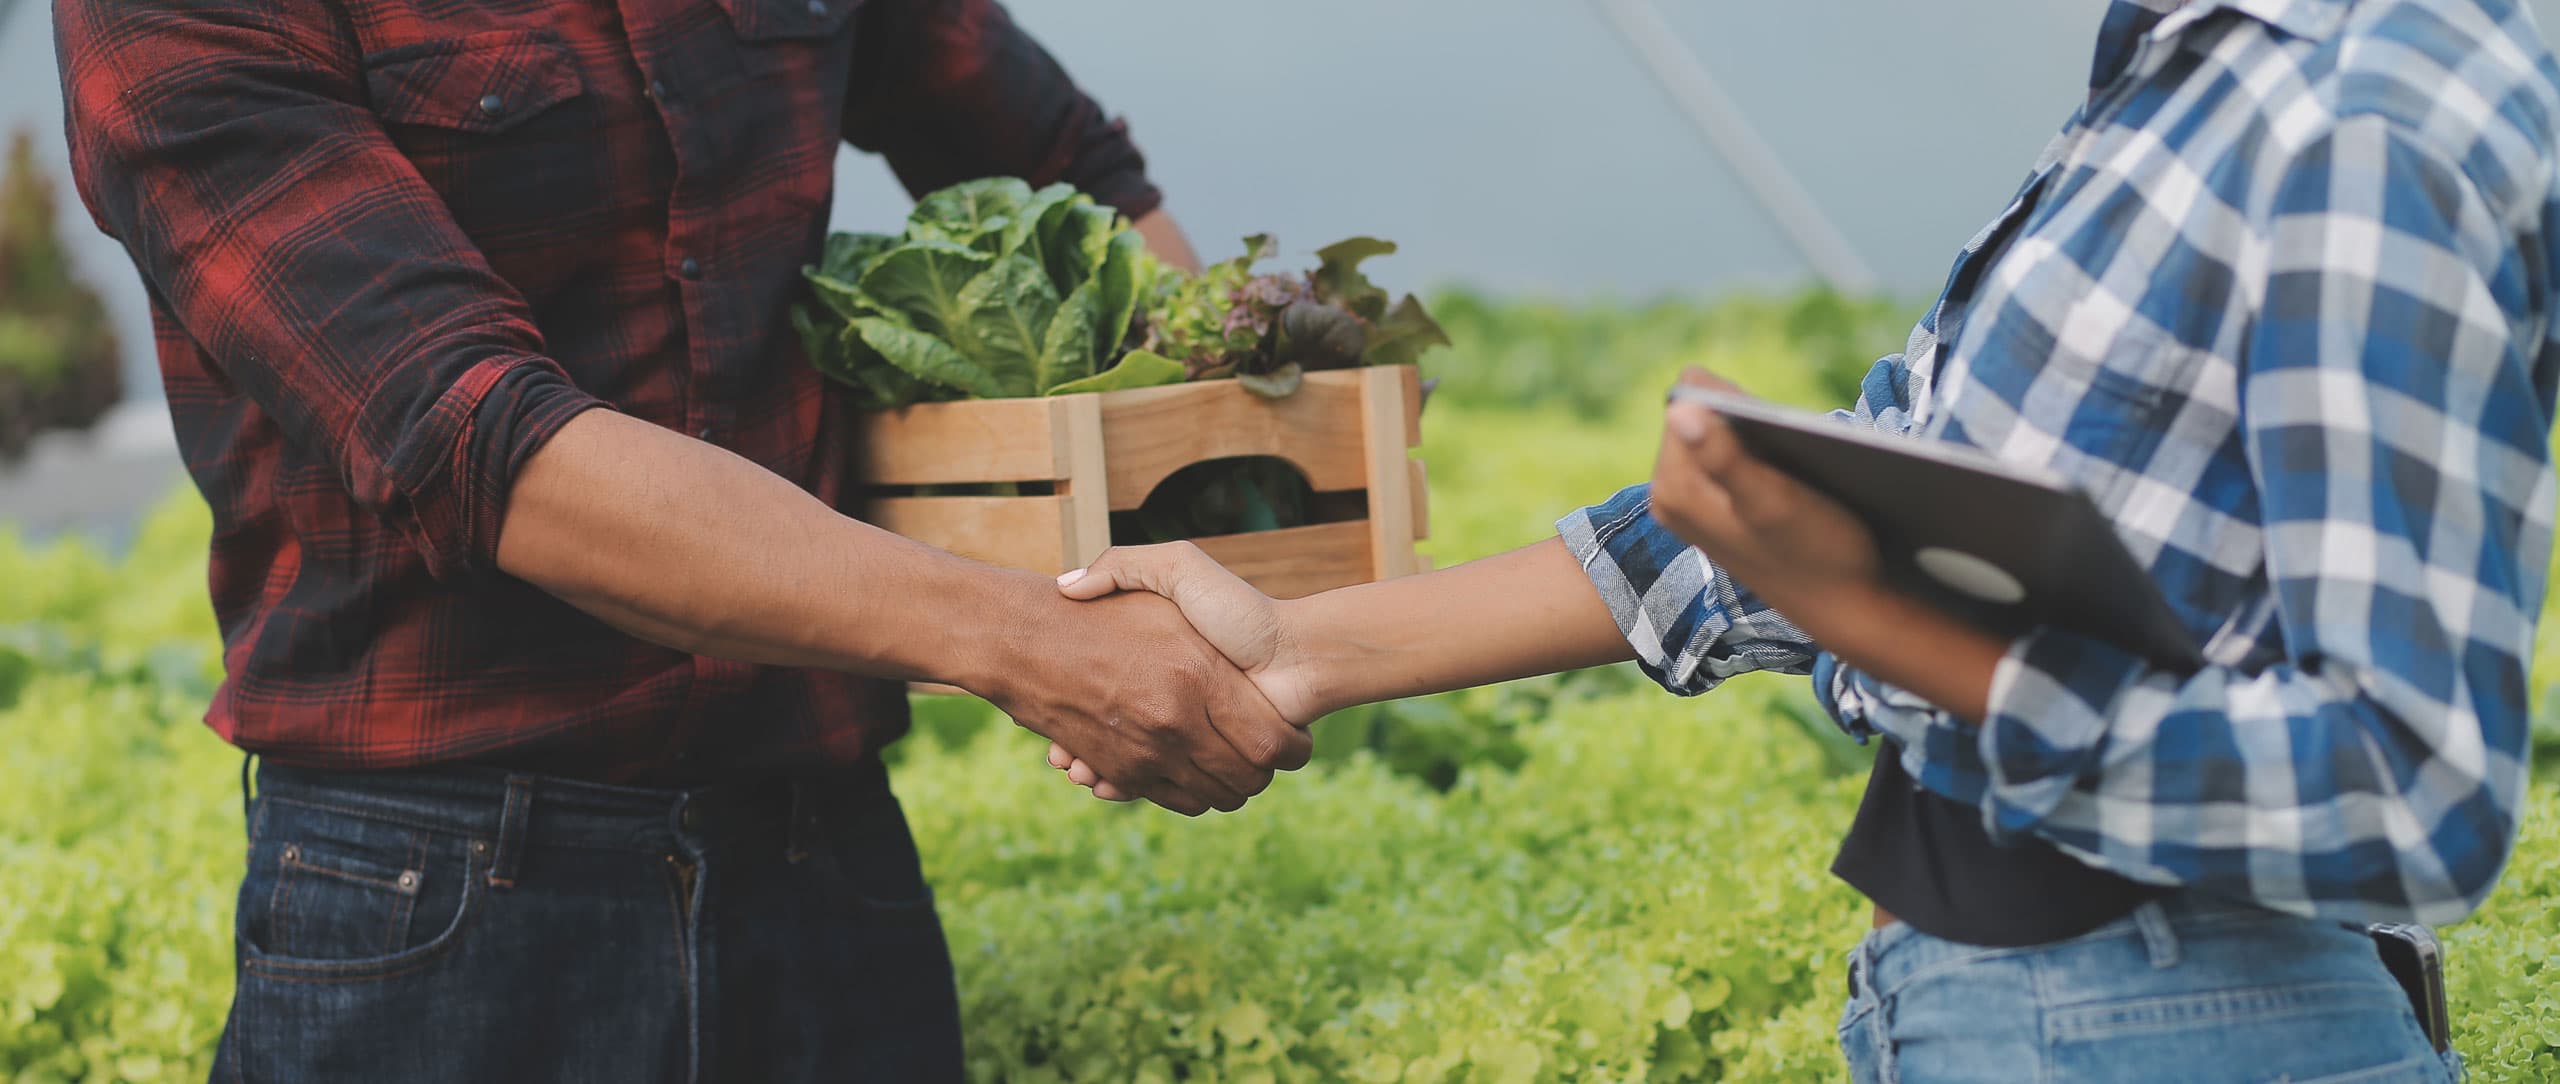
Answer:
[
  {"xmin": 1170, "ymin": 742, "xmax": 1260, "ymax": 813},
  {"xmin": 1676, "ymin": 365, "xmax": 1746, "ymax": 396},
  {"xmin": 1135, "ymin": 782, "xmax": 1214, "ymax": 817},
  {"xmin": 1090, "ymin": 777, "xmax": 1138, "ymax": 802},
  {"xmin": 1048, "ymin": 742, "xmax": 1073, "ymax": 770},
  {"xmin": 1690, "ymin": 413, "xmax": 1799, "ymax": 527},
  {"xmin": 1203, "ymin": 661, "xmax": 1313, "ymax": 774},
  {"xmin": 1056, "ymin": 542, "xmax": 1206, "ymax": 602},
  {"xmin": 1066, "ymin": 759, "xmax": 1100, "ymax": 787},
  {"xmin": 1136, "ymin": 708, "xmax": 1256, "ymax": 813},
  {"xmin": 1667, "ymin": 401, "xmax": 1713, "ymax": 445},
  {"xmin": 1651, "ymin": 436, "xmax": 1743, "ymax": 544}
]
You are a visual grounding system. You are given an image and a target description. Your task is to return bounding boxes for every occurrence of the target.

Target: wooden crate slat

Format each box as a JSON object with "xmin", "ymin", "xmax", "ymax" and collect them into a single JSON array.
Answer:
[
  {"xmin": 1400, "ymin": 364, "xmax": 1424, "ymax": 449},
  {"xmin": 1409, "ymin": 458, "xmax": 1430, "ymax": 542},
  {"xmin": 1358, "ymin": 368, "xmax": 1420, "ymax": 581},
  {"xmin": 854, "ymin": 397, "xmax": 1071, "ymax": 486},
  {"xmin": 1055, "ymin": 395, "xmax": 1113, "ymax": 567},
  {"xmin": 1190, "ymin": 521, "xmax": 1375, "ymax": 600},
  {"xmin": 1096, "ymin": 370, "xmax": 1372, "ymax": 510},
  {"xmin": 866, "ymin": 495, "xmax": 1073, "ymax": 573}
]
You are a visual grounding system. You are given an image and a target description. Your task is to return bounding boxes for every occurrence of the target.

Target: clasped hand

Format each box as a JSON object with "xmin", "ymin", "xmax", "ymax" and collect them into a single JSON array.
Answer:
[{"xmin": 982, "ymin": 585, "xmax": 1311, "ymax": 817}]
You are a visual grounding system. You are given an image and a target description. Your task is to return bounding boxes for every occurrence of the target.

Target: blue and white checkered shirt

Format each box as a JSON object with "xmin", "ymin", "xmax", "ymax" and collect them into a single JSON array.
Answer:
[{"xmin": 1562, "ymin": 0, "xmax": 2560, "ymax": 925}]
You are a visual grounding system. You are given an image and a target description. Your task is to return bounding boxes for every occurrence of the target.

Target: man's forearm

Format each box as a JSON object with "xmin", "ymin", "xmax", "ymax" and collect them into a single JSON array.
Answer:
[
  {"xmin": 1280, "ymin": 538, "xmax": 1633, "ymax": 715},
  {"xmin": 494, "ymin": 410, "xmax": 1043, "ymax": 688}
]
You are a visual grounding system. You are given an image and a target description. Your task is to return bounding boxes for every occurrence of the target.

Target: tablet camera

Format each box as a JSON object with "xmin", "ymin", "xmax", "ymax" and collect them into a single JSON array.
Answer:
[{"xmin": 1914, "ymin": 546, "xmax": 2027, "ymax": 606}]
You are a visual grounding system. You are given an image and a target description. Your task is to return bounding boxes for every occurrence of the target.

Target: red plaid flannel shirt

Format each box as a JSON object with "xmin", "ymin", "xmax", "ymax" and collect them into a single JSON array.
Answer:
[{"xmin": 55, "ymin": 0, "xmax": 1161, "ymax": 784}]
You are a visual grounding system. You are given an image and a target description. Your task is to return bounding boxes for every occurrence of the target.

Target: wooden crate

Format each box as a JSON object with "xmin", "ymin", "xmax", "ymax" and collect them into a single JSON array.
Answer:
[{"xmin": 854, "ymin": 365, "xmax": 1427, "ymax": 599}]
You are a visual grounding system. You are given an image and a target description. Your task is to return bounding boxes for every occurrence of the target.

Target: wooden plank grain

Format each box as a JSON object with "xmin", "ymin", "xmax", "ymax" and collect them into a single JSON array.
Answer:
[
  {"xmin": 853, "ymin": 397, "xmax": 1067, "ymax": 486},
  {"xmin": 1191, "ymin": 521, "xmax": 1375, "ymax": 600},
  {"xmin": 1096, "ymin": 370, "xmax": 1374, "ymax": 510},
  {"xmin": 864, "ymin": 495, "xmax": 1073, "ymax": 573}
]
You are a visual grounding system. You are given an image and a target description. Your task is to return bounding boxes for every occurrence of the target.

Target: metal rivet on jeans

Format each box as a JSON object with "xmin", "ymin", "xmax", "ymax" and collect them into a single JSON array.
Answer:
[
  {"xmin": 396, "ymin": 870, "xmax": 419, "ymax": 890},
  {"xmin": 281, "ymin": 844, "xmax": 300, "ymax": 862}
]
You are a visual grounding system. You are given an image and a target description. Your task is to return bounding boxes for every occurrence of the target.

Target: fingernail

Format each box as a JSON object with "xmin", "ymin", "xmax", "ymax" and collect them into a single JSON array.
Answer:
[
  {"xmin": 1668, "ymin": 407, "xmax": 1709, "ymax": 443},
  {"xmin": 1056, "ymin": 568, "xmax": 1086, "ymax": 587}
]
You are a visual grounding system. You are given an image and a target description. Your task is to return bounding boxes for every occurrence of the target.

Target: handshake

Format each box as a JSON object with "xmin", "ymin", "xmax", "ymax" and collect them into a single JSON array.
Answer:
[{"xmin": 997, "ymin": 542, "xmax": 1327, "ymax": 816}]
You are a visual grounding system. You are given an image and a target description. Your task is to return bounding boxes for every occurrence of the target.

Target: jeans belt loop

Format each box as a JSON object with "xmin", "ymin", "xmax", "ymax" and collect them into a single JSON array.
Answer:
[
  {"xmin": 1847, "ymin": 927, "xmax": 1880, "ymax": 1001},
  {"xmin": 2134, "ymin": 899, "xmax": 2181, "ymax": 970},
  {"xmin": 487, "ymin": 774, "xmax": 536, "ymax": 889}
]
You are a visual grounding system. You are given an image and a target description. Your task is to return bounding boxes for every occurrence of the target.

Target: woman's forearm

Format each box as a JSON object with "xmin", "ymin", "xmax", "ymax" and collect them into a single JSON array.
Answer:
[{"xmin": 1279, "ymin": 538, "xmax": 1634, "ymax": 716}]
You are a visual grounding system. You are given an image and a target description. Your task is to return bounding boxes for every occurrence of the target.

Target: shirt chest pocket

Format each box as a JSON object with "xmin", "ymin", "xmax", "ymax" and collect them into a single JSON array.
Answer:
[
  {"xmin": 1953, "ymin": 244, "xmax": 2238, "ymax": 497},
  {"xmin": 363, "ymin": 30, "xmax": 608, "ymax": 259},
  {"xmin": 691, "ymin": 0, "xmax": 866, "ymax": 210}
]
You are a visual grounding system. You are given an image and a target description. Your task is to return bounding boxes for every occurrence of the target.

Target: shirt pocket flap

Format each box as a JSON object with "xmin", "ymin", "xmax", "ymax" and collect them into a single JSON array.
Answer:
[
  {"xmin": 365, "ymin": 30, "xmax": 586, "ymax": 135},
  {"xmin": 714, "ymin": 0, "xmax": 862, "ymax": 42}
]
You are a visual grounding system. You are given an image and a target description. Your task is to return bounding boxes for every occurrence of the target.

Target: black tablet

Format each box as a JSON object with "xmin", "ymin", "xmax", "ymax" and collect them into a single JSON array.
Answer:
[{"xmin": 1668, "ymin": 386, "xmax": 2203, "ymax": 671}]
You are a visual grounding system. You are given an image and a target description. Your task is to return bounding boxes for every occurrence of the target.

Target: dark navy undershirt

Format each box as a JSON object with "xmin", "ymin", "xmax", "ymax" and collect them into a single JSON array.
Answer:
[{"xmin": 1830, "ymin": 738, "xmax": 2166, "ymax": 947}]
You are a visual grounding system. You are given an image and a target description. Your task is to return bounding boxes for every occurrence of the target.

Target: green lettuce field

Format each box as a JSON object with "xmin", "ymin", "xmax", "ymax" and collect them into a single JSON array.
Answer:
[{"xmin": 3, "ymin": 293, "xmax": 2556, "ymax": 1082}]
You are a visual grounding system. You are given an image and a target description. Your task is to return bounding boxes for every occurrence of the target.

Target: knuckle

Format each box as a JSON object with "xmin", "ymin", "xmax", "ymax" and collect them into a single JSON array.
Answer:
[{"xmin": 1244, "ymin": 731, "xmax": 1291, "ymax": 772}]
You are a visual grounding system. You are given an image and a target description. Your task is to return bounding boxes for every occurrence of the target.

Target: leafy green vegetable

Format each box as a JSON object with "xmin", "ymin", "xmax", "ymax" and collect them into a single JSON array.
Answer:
[
  {"xmin": 1140, "ymin": 234, "xmax": 1449, "ymax": 390},
  {"xmin": 1045, "ymin": 349, "xmax": 1185, "ymax": 396},
  {"xmin": 797, "ymin": 179, "xmax": 1165, "ymax": 409},
  {"xmin": 797, "ymin": 181, "xmax": 1454, "ymax": 547}
]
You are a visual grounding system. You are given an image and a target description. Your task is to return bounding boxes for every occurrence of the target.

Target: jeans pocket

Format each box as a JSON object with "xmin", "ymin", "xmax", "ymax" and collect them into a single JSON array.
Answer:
[
  {"xmin": 2045, "ymin": 981, "xmax": 2441, "ymax": 1084},
  {"xmin": 237, "ymin": 799, "xmax": 482, "ymax": 982}
]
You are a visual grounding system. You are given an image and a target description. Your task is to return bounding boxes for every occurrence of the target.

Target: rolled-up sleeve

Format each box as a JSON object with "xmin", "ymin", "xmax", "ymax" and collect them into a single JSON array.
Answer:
[
  {"xmin": 843, "ymin": 0, "xmax": 1163, "ymax": 219},
  {"xmin": 56, "ymin": 0, "xmax": 603, "ymax": 581},
  {"xmin": 1557, "ymin": 484, "xmax": 1817, "ymax": 695}
]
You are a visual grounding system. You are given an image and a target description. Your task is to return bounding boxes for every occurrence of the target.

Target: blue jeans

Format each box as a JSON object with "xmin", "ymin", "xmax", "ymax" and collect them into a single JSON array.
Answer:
[
  {"xmin": 211, "ymin": 758, "xmax": 962, "ymax": 1084},
  {"xmin": 1839, "ymin": 893, "xmax": 2464, "ymax": 1083}
]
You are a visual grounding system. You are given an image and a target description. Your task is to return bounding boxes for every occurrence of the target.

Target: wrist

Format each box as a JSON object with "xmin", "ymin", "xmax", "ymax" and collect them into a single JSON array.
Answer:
[
  {"xmin": 1261, "ymin": 597, "xmax": 1335, "ymax": 723},
  {"xmin": 1755, "ymin": 573, "xmax": 1893, "ymax": 642},
  {"xmin": 892, "ymin": 561, "xmax": 1055, "ymax": 699}
]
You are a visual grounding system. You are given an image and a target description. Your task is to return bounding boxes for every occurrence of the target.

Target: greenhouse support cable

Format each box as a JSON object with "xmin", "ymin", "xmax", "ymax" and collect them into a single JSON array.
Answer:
[{"xmin": 1589, "ymin": 0, "xmax": 1881, "ymax": 295}]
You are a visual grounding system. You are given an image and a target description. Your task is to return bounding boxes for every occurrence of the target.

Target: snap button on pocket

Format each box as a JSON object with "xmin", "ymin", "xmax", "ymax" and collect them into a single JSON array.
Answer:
[{"xmin": 365, "ymin": 30, "xmax": 586, "ymax": 135}]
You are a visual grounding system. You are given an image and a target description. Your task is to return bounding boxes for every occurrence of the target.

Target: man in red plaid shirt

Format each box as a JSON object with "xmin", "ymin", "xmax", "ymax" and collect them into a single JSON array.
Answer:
[{"xmin": 53, "ymin": 0, "xmax": 1304, "ymax": 1079}]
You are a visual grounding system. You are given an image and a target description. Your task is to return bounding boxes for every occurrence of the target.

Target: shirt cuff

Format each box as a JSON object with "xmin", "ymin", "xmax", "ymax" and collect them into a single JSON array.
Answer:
[
  {"xmin": 1557, "ymin": 484, "xmax": 1725, "ymax": 696},
  {"xmin": 378, "ymin": 354, "xmax": 605, "ymax": 582},
  {"xmin": 1972, "ymin": 625, "xmax": 2148, "ymax": 836},
  {"xmin": 1064, "ymin": 114, "xmax": 1163, "ymax": 222}
]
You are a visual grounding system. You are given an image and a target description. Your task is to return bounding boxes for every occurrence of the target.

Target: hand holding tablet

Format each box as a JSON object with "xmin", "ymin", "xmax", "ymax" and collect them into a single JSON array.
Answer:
[{"xmin": 1663, "ymin": 383, "xmax": 2202, "ymax": 672}]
